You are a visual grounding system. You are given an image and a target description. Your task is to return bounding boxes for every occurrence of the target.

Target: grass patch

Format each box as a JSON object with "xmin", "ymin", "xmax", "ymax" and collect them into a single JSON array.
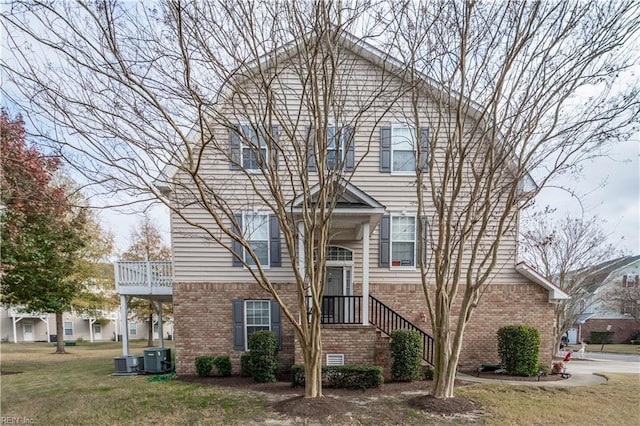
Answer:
[
  {"xmin": 1, "ymin": 342, "xmax": 639, "ymax": 425},
  {"xmin": 459, "ymin": 374, "xmax": 640, "ymax": 425},
  {"xmin": 0, "ymin": 342, "xmax": 267, "ymax": 425},
  {"xmin": 565, "ymin": 344, "xmax": 640, "ymax": 355}
]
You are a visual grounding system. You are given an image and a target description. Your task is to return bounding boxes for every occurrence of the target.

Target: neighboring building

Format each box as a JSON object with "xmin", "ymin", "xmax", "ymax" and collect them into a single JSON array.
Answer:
[
  {"xmin": 161, "ymin": 32, "xmax": 568, "ymax": 376},
  {"xmin": 0, "ymin": 306, "xmax": 173, "ymax": 344},
  {"xmin": 570, "ymin": 256, "xmax": 640, "ymax": 344}
]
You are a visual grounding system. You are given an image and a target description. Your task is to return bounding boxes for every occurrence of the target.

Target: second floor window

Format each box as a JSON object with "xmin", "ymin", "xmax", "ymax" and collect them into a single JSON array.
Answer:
[
  {"xmin": 391, "ymin": 126, "xmax": 416, "ymax": 172},
  {"xmin": 229, "ymin": 125, "xmax": 279, "ymax": 171},
  {"xmin": 231, "ymin": 212, "xmax": 281, "ymax": 268},
  {"xmin": 380, "ymin": 126, "xmax": 429, "ymax": 173},
  {"xmin": 244, "ymin": 213, "xmax": 270, "ymax": 267},
  {"xmin": 241, "ymin": 125, "xmax": 267, "ymax": 170},
  {"xmin": 307, "ymin": 125, "xmax": 355, "ymax": 172}
]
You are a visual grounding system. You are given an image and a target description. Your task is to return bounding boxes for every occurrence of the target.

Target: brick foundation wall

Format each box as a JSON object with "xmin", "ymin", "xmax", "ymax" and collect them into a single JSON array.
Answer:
[
  {"xmin": 369, "ymin": 282, "xmax": 555, "ymax": 370},
  {"xmin": 172, "ymin": 282, "xmax": 298, "ymax": 375},
  {"xmin": 581, "ymin": 318, "xmax": 639, "ymax": 344},
  {"xmin": 293, "ymin": 324, "xmax": 379, "ymax": 367},
  {"xmin": 173, "ymin": 280, "xmax": 555, "ymax": 376}
]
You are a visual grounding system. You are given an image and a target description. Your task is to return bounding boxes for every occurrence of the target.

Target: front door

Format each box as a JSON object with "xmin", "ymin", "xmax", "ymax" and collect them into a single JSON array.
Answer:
[
  {"xmin": 324, "ymin": 266, "xmax": 354, "ymax": 323},
  {"xmin": 93, "ymin": 323, "xmax": 102, "ymax": 340},
  {"xmin": 22, "ymin": 320, "xmax": 34, "ymax": 342}
]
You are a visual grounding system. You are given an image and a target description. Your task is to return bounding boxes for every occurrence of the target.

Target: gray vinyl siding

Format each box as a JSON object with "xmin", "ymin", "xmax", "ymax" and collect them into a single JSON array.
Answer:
[{"xmin": 170, "ymin": 48, "xmax": 522, "ymax": 286}]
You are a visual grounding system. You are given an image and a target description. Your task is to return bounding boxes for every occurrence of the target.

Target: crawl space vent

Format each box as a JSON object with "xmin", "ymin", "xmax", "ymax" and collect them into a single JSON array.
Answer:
[{"xmin": 326, "ymin": 353, "xmax": 345, "ymax": 366}]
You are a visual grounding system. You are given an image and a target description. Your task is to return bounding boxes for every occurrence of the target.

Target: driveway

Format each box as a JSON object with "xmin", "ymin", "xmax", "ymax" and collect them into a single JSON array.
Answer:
[{"xmin": 569, "ymin": 352, "xmax": 640, "ymax": 375}]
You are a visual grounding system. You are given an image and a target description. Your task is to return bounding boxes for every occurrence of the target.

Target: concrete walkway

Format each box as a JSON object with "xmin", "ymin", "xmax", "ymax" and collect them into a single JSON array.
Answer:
[{"xmin": 458, "ymin": 354, "xmax": 639, "ymax": 387}]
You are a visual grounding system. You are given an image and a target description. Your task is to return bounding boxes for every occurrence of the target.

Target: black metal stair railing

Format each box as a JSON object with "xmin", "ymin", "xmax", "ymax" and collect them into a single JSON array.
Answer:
[{"xmin": 369, "ymin": 295, "xmax": 434, "ymax": 365}]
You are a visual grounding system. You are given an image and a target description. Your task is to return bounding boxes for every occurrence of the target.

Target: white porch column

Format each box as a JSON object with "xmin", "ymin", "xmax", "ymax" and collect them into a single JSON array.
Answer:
[
  {"xmin": 362, "ymin": 222, "xmax": 370, "ymax": 325},
  {"xmin": 120, "ymin": 295, "xmax": 130, "ymax": 356},
  {"xmin": 12, "ymin": 316, "xmax": 18, "ymax": 343},
  {"xmin": 157, "ymin": 300, "xmax": 164, "ymax": 348},
  {"xmin": 89, "ymin": 318, "xmax": 95, "ymax": 342}
]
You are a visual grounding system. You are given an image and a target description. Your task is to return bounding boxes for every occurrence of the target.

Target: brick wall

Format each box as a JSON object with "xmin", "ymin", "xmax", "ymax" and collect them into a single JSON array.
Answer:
[
  {"xmin": 173, "ymin": 280, "xmax": 556, "ymax": 375},
  {"xmin": 581, "ymin": 318, "xmax": 639, "ymax": 344},
  {"xmin": 172, "ymin": 282, "xmax": 298, "ymax": 375}
]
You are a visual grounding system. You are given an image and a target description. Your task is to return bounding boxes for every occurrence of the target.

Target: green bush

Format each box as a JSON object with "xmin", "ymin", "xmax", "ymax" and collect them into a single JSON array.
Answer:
[
  {"xmin": 194, "ymin": 355, "xmax": 214, "ymax": 377},
  {"xmin": 291, "ymin": 364, "xmax": 384, "ymax": 390},
  {"xmin": 240, "ymin": 354, "xmax": 252, "ymax": 377},
  {"xmin": 213, "ymin": 355, "xmax": 232, "ymax": 377},
  {"xmin": 590, "ymin": 331, "xmax": 614, "ymax": 344},
  {"xmin": 497, "ymin": 324, "xmax": 541, "ymax": 377},
  {"xmin": 422, "ymin": 366, "xmax": 434, "ymax": 380},
  {"xmin": 248, "ymin": 330, "xmax": 279, "ymax": 383},
  {"xmin": 537, "ymin": 363, "xmax": 551, "ymax": 376},
  {"xmin": 389, "ymin": 329, "xmax": 422, "ymax": 382}
]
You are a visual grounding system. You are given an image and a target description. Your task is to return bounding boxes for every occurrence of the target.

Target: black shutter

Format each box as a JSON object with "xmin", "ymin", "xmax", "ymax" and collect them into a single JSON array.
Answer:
[
  {"xmin": 379, "ymin": 215, "xmax": 390, "ymax": 267},
  {"xmin": 229, "ymin": 127, "xmax": 241, "ymax": 170},
  {"xmin": 380, "ymin": 127, "xmax": 391, "ymax": 172},
  {"xmin": 232, "ymin": 214, "xmax": 243, "ymax": 267},
  {"xmin": 306, "ymin": 126, "xmax": 317, "ymax": 172},
  {"xmin": 420, "ymin": 127, "xmax": 429, "ymax": 172},
  {"xmin": 270, "ymin": 300, "xmax": 282, "ymax": 350},
  {"xmin": 269, "ymin": 215, "xmax": 281, "ymax": 267},
  {"xmin": 271, "ymin": 125, "xmax": 279, "ymax": 169},
  {"xmin": 233, "ymin": 299, "xmax": 245, "ymax": 350},
  {"xmin": 344, "ymin": 125, "xmax": 355, "ymax": 172}
]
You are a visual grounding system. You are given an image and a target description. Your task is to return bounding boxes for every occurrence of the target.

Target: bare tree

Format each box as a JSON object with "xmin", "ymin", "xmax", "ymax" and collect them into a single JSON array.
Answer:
[
  {"xmin": 376, "ymin": 1, "xmax": 640, "ymax": 398},
  {"xmin": 520, "ymin": 211, "xmax": 620, "ymax": 352},
  {"xmin": 2, "ymin": 0, "xmax": 639, "ymax": 400},
  {"xmin": 1, "ymin": 0, "xmax": 403, "ymax": 398}
]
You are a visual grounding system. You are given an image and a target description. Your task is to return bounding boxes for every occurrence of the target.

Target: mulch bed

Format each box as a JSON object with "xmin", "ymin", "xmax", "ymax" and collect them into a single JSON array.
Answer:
[
  {"xmin": 461, "ymin": 370, "xmax": 566, "ymax": 382},
  {"xmin": 177, "ymin": 375, "xmax": 483, "ymax": 420}
]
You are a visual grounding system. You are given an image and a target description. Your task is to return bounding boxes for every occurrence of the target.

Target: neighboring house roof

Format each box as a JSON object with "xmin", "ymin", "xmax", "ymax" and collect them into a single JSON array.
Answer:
[
  {"xmin": 574, "ymin": 255, "xmax": 640, "ymax": 295},
  {"xmin": 156, "ymin": 29, "xmax": 536, "ymax": 195},
  {"xmin": 515, "ymin": 261, "xmax": 570, "ymax": 302}
]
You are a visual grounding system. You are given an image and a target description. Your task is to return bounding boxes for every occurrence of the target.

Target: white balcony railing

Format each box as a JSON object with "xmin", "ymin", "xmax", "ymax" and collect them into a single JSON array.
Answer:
[{"xmin": 114, "ymin": 261, "xmax": 173, "ymax": 297}]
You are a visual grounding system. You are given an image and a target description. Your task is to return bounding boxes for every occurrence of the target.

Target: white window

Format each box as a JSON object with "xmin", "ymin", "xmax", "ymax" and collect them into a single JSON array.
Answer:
[
  {"xmin": 391, "ymin": 125, "xmax": 417, "ymax": 172},
  {"xmin": 241, "ymin": 125, "xmax": 268, "ymax": 170},
  {"xmin": 129, "ymin": 322, "xmax": 137, "ymax": 336},
  {"xmin": 245, "ymin": 300, "xmax": 271, "ymax": 350},
  {"xmin": 326, "ymin": 125, "xmax": 343, "ymax": 170},
  {"xmin": 64, "ymin": 321, "xmax": 73, "ymax": 336},
  {"xmin": 391, "ymin": 215, "xmax": 416, "ymax": 268},
  {"xmin": 244, "ymin": 213, "xmax": 270, "ymax": 267}
]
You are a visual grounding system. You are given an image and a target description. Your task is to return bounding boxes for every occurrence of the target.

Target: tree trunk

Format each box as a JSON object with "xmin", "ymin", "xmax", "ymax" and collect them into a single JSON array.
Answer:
[
  {"xmin": 300, "ymin": 323, "xmax": 324, "ymax": 398},
  {"xmin": 54, "ymin": 311, "xmax": 66, "ymax": 354},
  {"xmin": 147, "ymin": 311, "xmax": 153, "ymax": 347}
]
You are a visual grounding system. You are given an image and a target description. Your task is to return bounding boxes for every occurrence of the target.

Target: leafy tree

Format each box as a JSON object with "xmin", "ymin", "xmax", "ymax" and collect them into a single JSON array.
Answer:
[
  {"xmin": 120, "ymin": 214, "xmax": 171, "ymax": 346},
  {"xmin": 1, "ymin": 110, "xmax": 87, "ymax": 353},
  {"xmin": 520, "ymin": 211, "xmax": 619, "ymax": 351}
]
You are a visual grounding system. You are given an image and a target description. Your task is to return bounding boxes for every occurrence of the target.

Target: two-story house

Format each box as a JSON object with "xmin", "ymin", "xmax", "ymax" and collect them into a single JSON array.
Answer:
[{"xmin": 162, "ymin": 31, "xmax": 568, "ymax": 376}]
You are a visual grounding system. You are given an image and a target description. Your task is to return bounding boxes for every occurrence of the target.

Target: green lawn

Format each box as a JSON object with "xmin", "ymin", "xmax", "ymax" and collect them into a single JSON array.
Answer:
[
  {"xmin": 566, "ymin": 343, "xmax": 640, "ymax": 355},
  {"xmin": 1, "ymin": 342, "xmax": 639, "ymax": 425}
]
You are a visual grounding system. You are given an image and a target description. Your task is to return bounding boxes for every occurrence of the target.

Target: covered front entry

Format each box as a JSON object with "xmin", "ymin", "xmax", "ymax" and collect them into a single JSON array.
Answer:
[
  {"xmin": 290, "ymin": 178, "xmax": 386, "ymax": 326},
  {"xmin": 324, "ymin": 247, "xmax": 354, "ymax": 323}
]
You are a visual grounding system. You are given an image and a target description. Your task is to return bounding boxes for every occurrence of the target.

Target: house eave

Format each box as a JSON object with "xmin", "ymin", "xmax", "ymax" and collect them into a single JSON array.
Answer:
[{"xmin": 515, "ymin": 262, "xmax": 570, "ymax": 303}]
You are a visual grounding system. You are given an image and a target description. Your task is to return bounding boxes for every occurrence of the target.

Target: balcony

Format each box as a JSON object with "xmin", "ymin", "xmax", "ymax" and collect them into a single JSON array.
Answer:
[{"xmin": 114, "ymin": 261, "xmax": 173, "ymax": 300}]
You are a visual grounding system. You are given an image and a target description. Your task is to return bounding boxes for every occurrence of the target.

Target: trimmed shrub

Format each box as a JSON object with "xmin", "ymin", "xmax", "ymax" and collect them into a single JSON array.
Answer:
[
  {"xmin": 497, "ymin": 324, "xmax": 541, "ymax": 377},
  {"xmin": 590, "ymin": 331, "xmax": 614, "ymax": 344},
  {"xmin": 213, "ymin": 355, "xmax": 232, "ymax": 377},
  {"xmin": 248, "ymin": 330, "xmax": 279, "ymax": 383},
  {"xmin": 291, "ymin": 364, "xmax": 384, "ymax": 390},
  {"xmin": 240, "ymin": 354, "xmax": 252, "ymax": 377},
  {"xmin": 389, "ymin": 329, "xmax": 422, "ymax": 382},
  {"xmin": 194, "ymin": 355, "xmax": 214, "ymax": 377},
  {"xmin": 422, "ymin": 366, "xmax": 434, "ymax": 380}
]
